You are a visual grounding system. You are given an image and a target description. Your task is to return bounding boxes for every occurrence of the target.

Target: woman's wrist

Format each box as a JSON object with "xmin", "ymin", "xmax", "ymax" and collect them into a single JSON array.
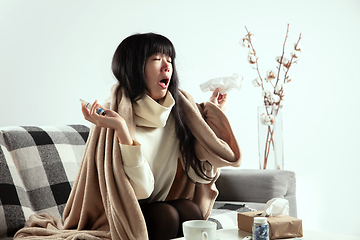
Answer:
[{"xmin": 115, "ymin": 120, "xmax": 133, "ymax": 145}]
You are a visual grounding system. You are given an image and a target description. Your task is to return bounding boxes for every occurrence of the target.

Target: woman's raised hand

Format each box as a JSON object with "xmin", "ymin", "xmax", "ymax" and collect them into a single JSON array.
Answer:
[
  {"xmin": 81, "ymin": 100, "xmax": 133, "ymax": 145},
  {"xmin": 209, "ymin": 88, "xmax": 228, "ymax": 111}
]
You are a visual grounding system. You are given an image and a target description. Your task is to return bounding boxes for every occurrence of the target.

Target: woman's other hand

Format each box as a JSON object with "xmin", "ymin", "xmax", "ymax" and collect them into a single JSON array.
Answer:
[
  {"xmin": 209, "ymin": 88, "xmax": 228, "ymax": 111},
  {"xmin": 81, "ymin": 100, "xmax": 133, "ymax": 145}
]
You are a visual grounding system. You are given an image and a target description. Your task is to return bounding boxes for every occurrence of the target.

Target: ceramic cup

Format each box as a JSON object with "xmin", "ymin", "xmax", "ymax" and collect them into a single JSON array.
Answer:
[{"xmin": 182, "ymin": 220, "xmax": 216, "ymax": 240}]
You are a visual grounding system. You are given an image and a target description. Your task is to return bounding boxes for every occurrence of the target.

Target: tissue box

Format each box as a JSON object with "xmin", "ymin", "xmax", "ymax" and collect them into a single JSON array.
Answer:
[{"xmin": 237, "ymin": 211, "xmax": 303, "ymax": 239}]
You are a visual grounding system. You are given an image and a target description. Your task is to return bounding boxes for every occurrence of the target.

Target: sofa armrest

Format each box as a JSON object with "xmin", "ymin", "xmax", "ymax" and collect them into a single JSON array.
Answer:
[{"xmin": 216, "ymin": 169, "xmax": 297, "ymax": 217}]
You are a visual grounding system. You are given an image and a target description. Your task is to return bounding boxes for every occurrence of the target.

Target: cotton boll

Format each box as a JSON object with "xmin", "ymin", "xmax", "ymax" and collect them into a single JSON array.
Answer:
[
  {"xmin": 266, "ymin": 69, "xmax": 277, "ymax": 79},
  {"xmin": 246, "ymin": 32, "xmax": 255, "ymax": 41},
  {"xmin": 260, "ymin": 113, "xmax": 274, "ymax": 125},
  {"xmin": 272, "ymin": 94, "xmax": 280, "ymax": 103},
  {"xmin": 248, "ymin": 55, "xmax": 257, "ymax": 64},
  {"xmin": 252, "ymin": 78, "xmax": 261, "ymax": 87},
  {"xmin": 262, "ymin": 90, "xmax": 272, "ymax": 98},
  {"xmin": 275, "ymin": 84, "xmax": 284, "ymax": 94},
  {"xmin": 290, "ymin": 51, "xmax": 301, "ymax": 58},
  {"xmin": 240, "ymin": 38, "xmax": 250, "ymax": 48},
  {"xmin": 282, "ymin": 57, "xmax": 289, "ymax": 63}
]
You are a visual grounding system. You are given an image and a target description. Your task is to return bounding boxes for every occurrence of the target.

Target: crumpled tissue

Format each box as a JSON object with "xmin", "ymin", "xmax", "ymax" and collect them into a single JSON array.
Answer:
[
  {"xmin": 200, "ymin": 73, "xmax": 243, "ymax": 94},
  {"xmin": 261, "ymin": 198, "xmax": 289, "ymax": 217}
]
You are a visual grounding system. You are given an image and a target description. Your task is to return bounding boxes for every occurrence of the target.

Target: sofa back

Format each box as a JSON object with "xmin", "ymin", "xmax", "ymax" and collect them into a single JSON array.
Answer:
[
  {"xmin": 216, "ymin": 169, "xmax": 298, "ymax": 217},
  {"xmin": 0, "ymin": 125, "xmax": 89, "ymax": 239}
]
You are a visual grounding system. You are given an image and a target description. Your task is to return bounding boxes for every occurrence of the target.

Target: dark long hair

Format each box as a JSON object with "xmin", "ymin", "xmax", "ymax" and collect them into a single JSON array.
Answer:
[{"xmin": 112, "ymin": 33, "xmax": 212, "ymax": 181}]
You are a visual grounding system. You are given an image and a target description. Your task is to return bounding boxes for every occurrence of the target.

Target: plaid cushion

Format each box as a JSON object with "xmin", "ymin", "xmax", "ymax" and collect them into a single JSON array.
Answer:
[{"xmin": 0, "ymin": 125, "xmax": 89, "ymax": 238}]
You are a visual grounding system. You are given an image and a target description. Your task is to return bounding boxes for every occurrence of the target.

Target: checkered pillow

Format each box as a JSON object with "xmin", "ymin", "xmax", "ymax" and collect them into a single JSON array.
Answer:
[{"xmin": 0, "ymin": 125, "xmax": 89, "ymax": 239}]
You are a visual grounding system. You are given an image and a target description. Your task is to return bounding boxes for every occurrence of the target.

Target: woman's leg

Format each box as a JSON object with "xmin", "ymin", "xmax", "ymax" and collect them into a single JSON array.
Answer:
[
  {"xmin": 167, "ymin": 199, "xmax": 204, "ymax": 238},
  {"xmin": 140, "ymin": 199, "xmax": 203, "ymax": 239},
  {"xmin": 140, "ymin": 202, "xmax": 180, "ymax": 240}
]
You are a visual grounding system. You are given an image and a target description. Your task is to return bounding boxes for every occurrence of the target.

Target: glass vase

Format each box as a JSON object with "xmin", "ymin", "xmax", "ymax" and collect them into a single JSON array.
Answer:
[{"xmin": 257, "ymin": 105, "xmax": 284, "ymax": 170}]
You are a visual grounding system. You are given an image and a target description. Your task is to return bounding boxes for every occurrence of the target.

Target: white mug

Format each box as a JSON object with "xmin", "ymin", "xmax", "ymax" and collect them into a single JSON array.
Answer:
[{"xmin": 182, "ymin": 220, "xmax": 216, "ymax": 240}]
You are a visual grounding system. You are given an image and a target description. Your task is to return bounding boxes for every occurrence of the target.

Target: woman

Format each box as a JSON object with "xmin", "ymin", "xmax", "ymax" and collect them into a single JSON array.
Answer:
[
  {"xmin": 82, "ymin": 33, "xmax": 238, "ymax": 239},
  {"xmin": 14, "ymin": 33, "xmax": 241, "ymax": 240}
]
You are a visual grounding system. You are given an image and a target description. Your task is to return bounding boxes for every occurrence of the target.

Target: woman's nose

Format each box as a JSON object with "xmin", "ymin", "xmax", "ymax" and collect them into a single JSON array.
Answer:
[{"xmin": 162, "ymin": 61, "xmax": 171, "ymax": 72}]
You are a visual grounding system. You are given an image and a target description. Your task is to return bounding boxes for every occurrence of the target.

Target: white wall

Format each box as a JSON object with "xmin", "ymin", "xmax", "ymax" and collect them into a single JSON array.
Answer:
[{"xmin": 1, "ymin": 0, "xmax": 359, "ymax": 236}]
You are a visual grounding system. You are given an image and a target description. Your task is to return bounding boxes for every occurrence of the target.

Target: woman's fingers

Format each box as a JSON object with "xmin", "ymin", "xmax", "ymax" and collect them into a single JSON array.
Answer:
[
  {"xmin": 218, "ymin": 93, "xmax": 228, "ymax": 111},
  {"xmin": 81, "ymin": 103, "xmax": 94, "ymax": 123},
  {"xmin": 81, "ymin": 100, "xmax": 106, "ymax": 125},
  {"xmin": 209, "ymin": 88, "xmax": 219, "ymax": 103},
  {"xmin": 209, "ymin": 88, "xmax": 228, "ymax": 111},
  {"xmin": 89, "ymin": 100, "xmax": 99, "ymax": 115}
]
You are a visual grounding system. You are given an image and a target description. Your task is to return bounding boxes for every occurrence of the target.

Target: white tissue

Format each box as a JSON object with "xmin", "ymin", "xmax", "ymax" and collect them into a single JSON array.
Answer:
[
  {"xmin": 200, "ymin": 73, "xmax": 243, "ymax": 94},
  {"xmin": 261, "ymin": 198, "xmax": 289, "ymax": 217}
]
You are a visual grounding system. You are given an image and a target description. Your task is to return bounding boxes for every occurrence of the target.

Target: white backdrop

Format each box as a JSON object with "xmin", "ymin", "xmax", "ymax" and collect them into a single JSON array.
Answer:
[{"xmin": 1, "ymin": 0, "xmax": 359, "ymax": 237}]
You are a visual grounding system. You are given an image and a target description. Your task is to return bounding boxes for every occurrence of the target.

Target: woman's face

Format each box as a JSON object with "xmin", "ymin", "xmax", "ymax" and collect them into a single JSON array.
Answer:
[{"xmin": 144, "ymin": 53, "xmax": 173, "ymax": 101}]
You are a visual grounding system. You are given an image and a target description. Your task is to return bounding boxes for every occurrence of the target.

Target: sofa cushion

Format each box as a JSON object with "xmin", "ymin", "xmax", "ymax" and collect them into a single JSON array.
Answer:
[{"xmin": 0, "ymin": 125, "xmax": 89, "ymax": 238}]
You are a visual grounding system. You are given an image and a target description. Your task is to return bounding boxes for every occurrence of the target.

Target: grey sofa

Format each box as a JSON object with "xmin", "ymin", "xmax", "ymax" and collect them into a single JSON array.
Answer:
[
  {"xmin": 0, "ymin": 125, "xmax": 297, "ymax": 239},
  {"xmin": 216, "ymin": 169, "xmax": 297, "ymax": 217}
]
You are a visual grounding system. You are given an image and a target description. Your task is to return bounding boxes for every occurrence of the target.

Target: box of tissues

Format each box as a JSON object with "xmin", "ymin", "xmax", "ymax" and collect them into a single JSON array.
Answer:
[{"xmin": 237, "ymin": 198, "xmax": 303, "ymax": 239}]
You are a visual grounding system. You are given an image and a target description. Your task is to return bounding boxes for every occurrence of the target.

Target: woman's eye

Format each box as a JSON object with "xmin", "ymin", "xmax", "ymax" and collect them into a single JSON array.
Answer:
[{"xmin": 152, "ymin": 57, "xmax": 171, "ymax": 63}]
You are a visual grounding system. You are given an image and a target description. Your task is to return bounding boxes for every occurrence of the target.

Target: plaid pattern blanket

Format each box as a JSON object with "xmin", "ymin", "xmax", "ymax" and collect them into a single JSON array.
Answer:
[{"xmin": 0, "ymin": 125, "xmax": 89, "ymax": 239}]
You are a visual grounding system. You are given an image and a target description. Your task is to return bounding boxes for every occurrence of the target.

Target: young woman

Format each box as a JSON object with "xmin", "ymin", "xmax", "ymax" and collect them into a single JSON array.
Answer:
[
  {"xmin": 81, "ymin": 33, "xmax": 240, "ymax": 239},
  {"xmin": 14, "ymin": 33, "xmax": 241, "ymax": 240}
]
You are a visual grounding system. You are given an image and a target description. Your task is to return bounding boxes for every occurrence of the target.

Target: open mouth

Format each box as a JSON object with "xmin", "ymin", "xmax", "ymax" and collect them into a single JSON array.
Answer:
[{"xmin": 158, "ymin": 78, "xmax": 169, "ymax": 89}]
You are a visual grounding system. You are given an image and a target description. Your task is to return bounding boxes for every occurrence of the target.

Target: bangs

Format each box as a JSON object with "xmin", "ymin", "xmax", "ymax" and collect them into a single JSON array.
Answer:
[{"xmin": 145, "ymin": 34, "xmax": 176, "ymax": 59}]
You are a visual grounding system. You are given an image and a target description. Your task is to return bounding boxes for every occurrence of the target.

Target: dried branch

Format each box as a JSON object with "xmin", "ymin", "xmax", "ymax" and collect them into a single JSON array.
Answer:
[{"xmin": 241, "ymin": 24, "xmax": 302, "ymax": 169}]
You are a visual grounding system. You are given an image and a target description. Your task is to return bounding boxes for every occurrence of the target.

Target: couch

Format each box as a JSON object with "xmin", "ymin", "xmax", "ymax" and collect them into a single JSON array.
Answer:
[{"xmin": 0, "ymin": 125, "xmax": 297, "ymax": 239}]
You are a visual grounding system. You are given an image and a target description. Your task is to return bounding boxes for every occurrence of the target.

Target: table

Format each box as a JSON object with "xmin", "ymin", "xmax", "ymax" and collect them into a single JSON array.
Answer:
[{"xmin": 174, "ymin": 228, "xmax": 360, "ymax": 240}]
